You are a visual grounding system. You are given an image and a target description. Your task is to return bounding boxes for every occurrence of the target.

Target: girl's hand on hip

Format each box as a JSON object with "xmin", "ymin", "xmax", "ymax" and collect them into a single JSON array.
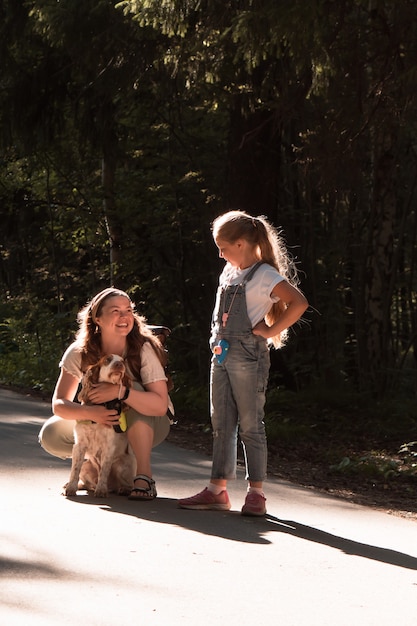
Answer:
[{"xmin": 252, "ymin": 320, "xmax": 271, "ymax": 339}]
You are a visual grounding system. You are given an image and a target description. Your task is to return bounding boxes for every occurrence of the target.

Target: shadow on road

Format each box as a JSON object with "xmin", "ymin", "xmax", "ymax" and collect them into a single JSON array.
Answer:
[
  {"xmin": 64, "ymin": 494, "xmax": 417, "ymax": 570},
  {"xmin": 264, "ymin": 514, "xmax": 417, "ymax": 570},
  {"xmin": 2, "ymin": 395, "xmax": 416, "ymax": 573}
]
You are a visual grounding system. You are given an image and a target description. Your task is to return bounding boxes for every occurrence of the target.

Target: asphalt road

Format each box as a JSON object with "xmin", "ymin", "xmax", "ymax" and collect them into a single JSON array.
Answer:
[{"xmin": 1, "ymin": 387, "xmax": 416, "ymax": 626}]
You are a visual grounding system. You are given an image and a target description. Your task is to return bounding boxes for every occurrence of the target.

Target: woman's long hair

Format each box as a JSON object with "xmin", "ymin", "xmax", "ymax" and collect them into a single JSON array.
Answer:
[{"xmin": 212, "ymin": 210, "xmax": 303, "ymax": 348}]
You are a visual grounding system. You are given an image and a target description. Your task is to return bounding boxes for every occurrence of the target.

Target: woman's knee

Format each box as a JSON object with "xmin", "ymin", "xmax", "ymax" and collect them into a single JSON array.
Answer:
[{"xmin": 38, "ymin": 416, "xmax": 75, "ymax": 460}]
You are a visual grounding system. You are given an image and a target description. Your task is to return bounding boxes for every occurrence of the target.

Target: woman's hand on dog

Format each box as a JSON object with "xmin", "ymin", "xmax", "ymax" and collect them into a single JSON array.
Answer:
[
  {"xmin": 80, "ymin": 383, "xmax": 122, "ymax": 427},
  {"xmin": 52, "ymin": 369, "xmax": 121, "ymax": 427},
  {"xmin": 85, "ymin": 382, "xmax": 120, "ymax": 405},
  {"xmin": 81, "ymin": 403, "xmax": 120, "ymax": 427}
]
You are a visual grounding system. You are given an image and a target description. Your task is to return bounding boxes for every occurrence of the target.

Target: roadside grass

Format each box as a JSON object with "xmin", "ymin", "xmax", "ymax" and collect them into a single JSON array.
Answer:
[{"xmin": 264, "ymin": 385, "xmax": 417, "ymax": 484}]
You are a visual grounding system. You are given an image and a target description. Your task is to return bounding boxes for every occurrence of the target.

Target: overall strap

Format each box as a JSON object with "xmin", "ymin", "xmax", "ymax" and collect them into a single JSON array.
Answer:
[{"xmin": 241, "ymin": 261, "xmax": 264, "ymax": 285}]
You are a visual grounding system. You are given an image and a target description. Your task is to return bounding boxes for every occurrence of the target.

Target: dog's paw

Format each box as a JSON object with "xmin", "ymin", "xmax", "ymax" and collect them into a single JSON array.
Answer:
[
  {"xmin": 63, "ymin": 483, "xmax": 78, "ymax": 497},
  {"xmin": 93, "ymin": 487, "xmax": 109, "ymax": 497}
]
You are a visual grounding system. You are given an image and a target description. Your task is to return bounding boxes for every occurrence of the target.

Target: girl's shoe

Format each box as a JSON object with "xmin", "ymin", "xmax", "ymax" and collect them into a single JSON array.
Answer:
[
  {"xmin": 241, "ymin": 491, "xmax": 267, "ymax": 516},
  {"xmin": 178, "ymin": 487, "xmax": 231, "ymax": 510}
]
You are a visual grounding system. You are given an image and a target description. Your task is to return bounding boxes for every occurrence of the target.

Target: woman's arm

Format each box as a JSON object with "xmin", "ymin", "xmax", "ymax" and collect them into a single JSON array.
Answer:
[
  {"xmin": 86, "ymin": 378, "xmax": 169, "ymax": 417},
  {"xmin": 125, "ymin": 379, "xmax": 168, "ymax": 416},
  {"xmin": 252, "ymin": 280, "xmax": 308, "ymax": 339},
  {"xmin": 52, "ymin": 368, "xmax": 121, "ymax": 427}
]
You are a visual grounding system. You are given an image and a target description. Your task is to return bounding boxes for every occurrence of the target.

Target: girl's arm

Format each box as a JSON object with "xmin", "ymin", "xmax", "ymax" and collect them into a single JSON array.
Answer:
[{"xmin": 252, "ymin": 280, "xmax": 308, "ymax": 339}]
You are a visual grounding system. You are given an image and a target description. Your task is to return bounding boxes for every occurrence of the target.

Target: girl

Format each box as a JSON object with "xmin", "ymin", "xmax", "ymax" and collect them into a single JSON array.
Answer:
[
  {"xmin": 178, "ymin": 210, "xmax": 308, "ymax": 515},
  {"xmin": 39, "ymin": 287, "xmax": 171, "ymax": 500}
]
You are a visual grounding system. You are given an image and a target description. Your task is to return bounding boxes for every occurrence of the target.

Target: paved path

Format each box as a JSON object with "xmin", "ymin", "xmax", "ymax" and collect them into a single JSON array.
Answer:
[{"xmin": 1, "ymin": 388, "xmax": 416, "ymax": 625}]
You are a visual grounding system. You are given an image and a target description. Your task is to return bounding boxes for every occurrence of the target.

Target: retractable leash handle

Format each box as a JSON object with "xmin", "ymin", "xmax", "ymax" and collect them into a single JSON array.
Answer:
[
  {"xmin": 213, "ymin": 338, "xmax": 229, "ymax": 364},
  {"xmin": 114, "ymin": 411, "xmax": 128, "ymax": 433},
  {"xmin": 105, "ymin": 398, "xmax": 128, "ymax": 433}
]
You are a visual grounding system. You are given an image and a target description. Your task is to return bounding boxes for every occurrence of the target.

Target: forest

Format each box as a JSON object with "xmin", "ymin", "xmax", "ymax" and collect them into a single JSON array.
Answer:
[{"xmin": 1, "ymin": 1, "xmax": 417, "ymax": 487}]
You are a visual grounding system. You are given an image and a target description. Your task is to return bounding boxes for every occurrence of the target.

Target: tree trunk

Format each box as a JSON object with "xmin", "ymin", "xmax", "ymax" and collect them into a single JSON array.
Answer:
[
  {"xmin": 361, "ymin": 129, "xmax": 396, "ymax": 392},
  {"xmin": 101, "ymin": 151, "xmax": 122, "ymax": 284}
]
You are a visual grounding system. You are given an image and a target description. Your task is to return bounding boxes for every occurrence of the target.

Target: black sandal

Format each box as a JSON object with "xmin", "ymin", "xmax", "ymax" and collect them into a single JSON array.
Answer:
[{"xmin": 128, "ymin": 474, "xmax": 157, "ymax": 501}]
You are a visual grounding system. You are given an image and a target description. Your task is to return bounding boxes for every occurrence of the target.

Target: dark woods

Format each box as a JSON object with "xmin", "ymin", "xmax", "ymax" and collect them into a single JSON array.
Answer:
[{"xmin": 1, "ymin": 1, "xmax": 417, "ymax": 433}]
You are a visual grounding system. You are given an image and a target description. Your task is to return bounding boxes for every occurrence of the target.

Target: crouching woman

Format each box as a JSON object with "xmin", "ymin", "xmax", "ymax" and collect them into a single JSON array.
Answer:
[{"xmin": 39, "ymin": 287, "xmax": 171, "ymax": 500}]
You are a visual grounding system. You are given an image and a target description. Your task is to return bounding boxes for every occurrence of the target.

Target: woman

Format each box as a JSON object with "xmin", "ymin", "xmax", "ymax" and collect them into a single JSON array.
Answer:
[{"xmin": 39, "ymin": 287, "xmax": 171, "ymax": 500}]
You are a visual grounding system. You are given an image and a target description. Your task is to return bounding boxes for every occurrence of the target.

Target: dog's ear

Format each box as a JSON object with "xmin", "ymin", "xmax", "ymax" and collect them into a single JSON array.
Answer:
[
  {"xmin": 122, "ymin": 372, "xmax": 131, "ymax": 388},
  {"xmin": 78, "ymin": 367, "xmax": 96, "ymax": 404},
  {"xmin": 78, "ymin": 384, "xmax": 87, "ymax": 404},
  {"xmin": 88, "ymin": 364, "xmax": 101, "ymax": 385}
]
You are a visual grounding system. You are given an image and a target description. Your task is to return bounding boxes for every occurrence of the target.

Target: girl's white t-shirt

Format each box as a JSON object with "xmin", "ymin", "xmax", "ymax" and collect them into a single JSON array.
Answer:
[{"xmin": 217, "ymin": 262, "xmax": 284, "ymax": 327}]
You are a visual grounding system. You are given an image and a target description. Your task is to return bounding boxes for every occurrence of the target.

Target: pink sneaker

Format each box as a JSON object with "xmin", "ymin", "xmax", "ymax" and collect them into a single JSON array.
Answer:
[
  {"xmin": 178, "ymin": 487, "xmax": 231, "ymax": 511},
  {"xmin": 241, "ymin": 491, "xmax": 267, "ymax": 516}
]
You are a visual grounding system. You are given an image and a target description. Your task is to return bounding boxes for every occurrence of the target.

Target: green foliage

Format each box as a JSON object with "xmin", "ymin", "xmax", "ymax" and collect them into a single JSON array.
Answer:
[
  {"xmin": 398, "ymin": 441, "xmax": 417, "ymax": 468},
  {"xmin": 264, "ymin": 381, "xmax": 417, "ymax": 485},
  {"xmin": 170, "ymin": 373, "xmax": 210, "ymax": 424},
  {"xmin": 0, "ymin": 298, "xmax": 72, "ymax": 393},
  {"xmin": 1, "ymin": 0, "xmax": 417, "ymax": 427},
  {"xmin": 329, "ymin": 440, "xmax": 417, "ymax": 481},
  {"xmin": 265, "ymin": 387, "xmax": 319, "ymax": 443},
  {"xmin": 329, "ymin": 454, "xmax": 403, "ymax": 481}
]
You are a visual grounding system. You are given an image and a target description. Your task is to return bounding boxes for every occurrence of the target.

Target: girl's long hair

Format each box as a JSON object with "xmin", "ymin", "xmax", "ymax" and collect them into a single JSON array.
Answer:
[
  {"xmin": 212, "ymin": 210, "xmax": 302, "ymax": 348},
  {"xmin": 75, "ymin": 288, "xmax": 167, "ymax": 380}
]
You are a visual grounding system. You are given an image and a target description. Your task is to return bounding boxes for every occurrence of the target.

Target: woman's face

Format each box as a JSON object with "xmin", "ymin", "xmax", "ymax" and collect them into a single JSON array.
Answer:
[{"xmin": 95, "ymin": 296, "xmax": 135, "ymax": 337}]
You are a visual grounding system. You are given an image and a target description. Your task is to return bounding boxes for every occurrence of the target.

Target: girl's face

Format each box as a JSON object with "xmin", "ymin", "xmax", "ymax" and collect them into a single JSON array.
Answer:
[
  {"xmin": 216, "ymin": 236, "xmax": 259, "ymax": 269},
  {"xmin": 95, "ymin": 296, "xmax": 135, "ymax": 337},
  {"xmin": 215, "ymin": 237, "xmax": 243, "ymax": 267}
]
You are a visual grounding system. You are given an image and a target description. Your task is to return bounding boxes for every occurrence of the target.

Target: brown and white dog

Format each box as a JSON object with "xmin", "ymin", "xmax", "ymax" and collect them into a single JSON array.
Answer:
[{"xmin": 63, "ymin": 354, "xmax": 135, "ymax": 497}]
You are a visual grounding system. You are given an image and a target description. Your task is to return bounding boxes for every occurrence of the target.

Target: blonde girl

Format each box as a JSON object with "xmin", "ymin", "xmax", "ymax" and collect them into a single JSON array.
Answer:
[{"xmin": 178, "ymin": 210, "xmax": 308, "ymax": 515}]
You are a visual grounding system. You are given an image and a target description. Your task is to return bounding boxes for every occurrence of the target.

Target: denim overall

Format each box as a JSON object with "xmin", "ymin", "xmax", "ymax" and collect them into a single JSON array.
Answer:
[{"xmin": 210, "ymin": 262, "xmax": 270, "ymax": 482}]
